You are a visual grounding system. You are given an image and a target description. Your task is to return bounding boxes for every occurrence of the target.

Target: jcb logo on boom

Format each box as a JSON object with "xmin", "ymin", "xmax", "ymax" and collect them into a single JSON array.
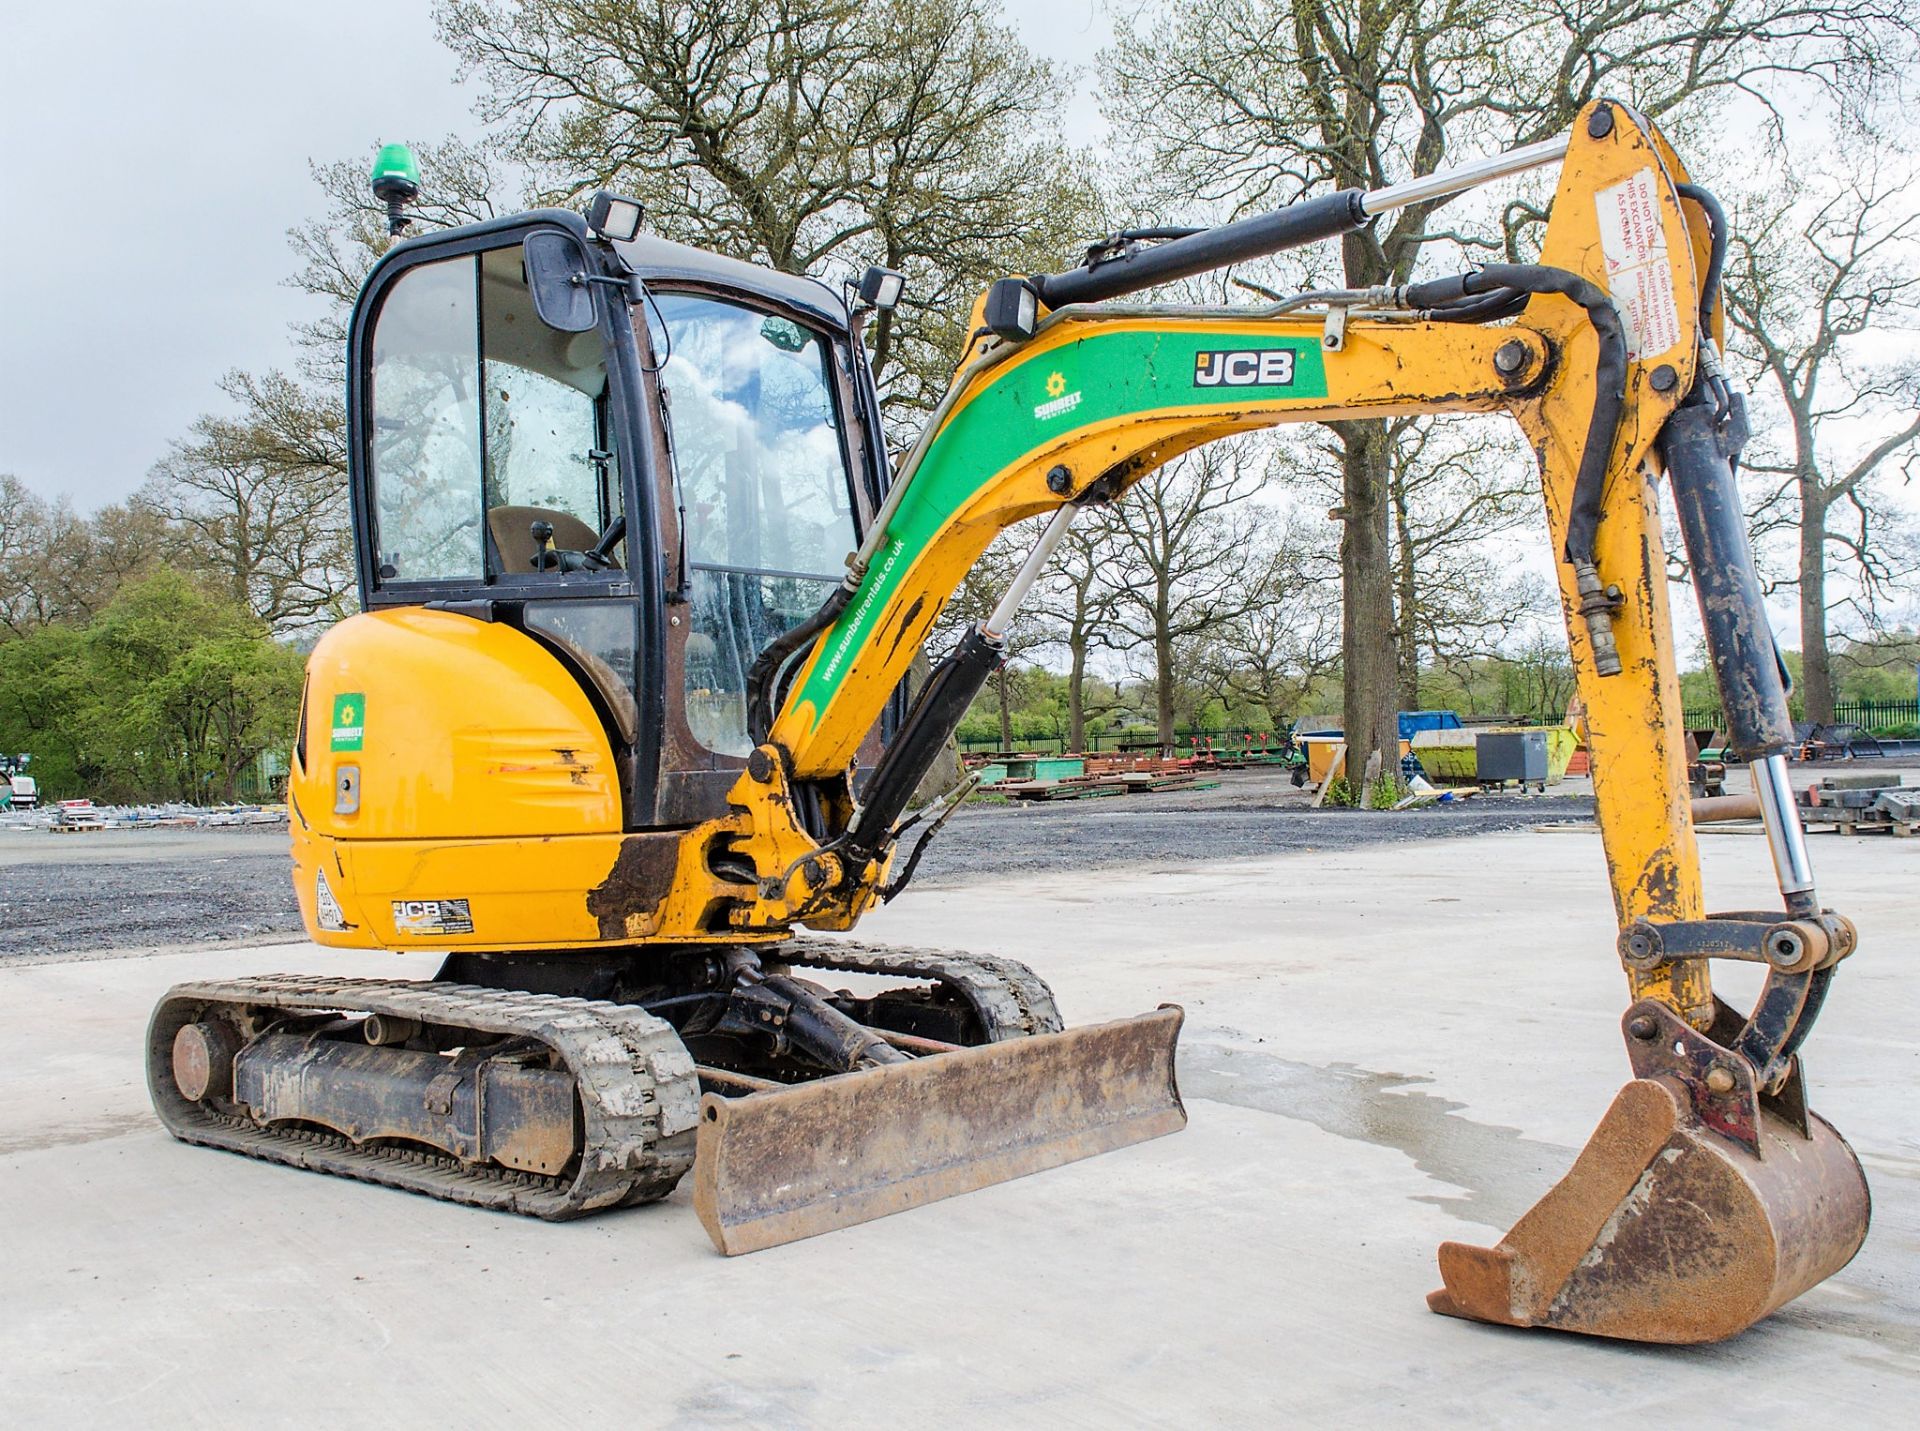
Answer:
[{"xmin": 1193, "ymin": 348, "xmax": 1297, "ymax": 388}]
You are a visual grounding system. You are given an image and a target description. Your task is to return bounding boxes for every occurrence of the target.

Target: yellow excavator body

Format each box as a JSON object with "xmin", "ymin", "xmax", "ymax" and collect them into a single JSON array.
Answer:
[{"xmin": 149, "ymin": 99, "xmax": 1867, "ymax": 1342}]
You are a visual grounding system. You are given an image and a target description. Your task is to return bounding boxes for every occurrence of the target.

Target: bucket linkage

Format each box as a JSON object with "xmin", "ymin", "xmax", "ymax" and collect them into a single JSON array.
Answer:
[
  {"xmin": 1432, "ymin": 379, "xmax": 1870, "ymax": 1344},
  {"xmin": 1430, "ymin": 916, "xmax": 1866, "ymax": 1343}
]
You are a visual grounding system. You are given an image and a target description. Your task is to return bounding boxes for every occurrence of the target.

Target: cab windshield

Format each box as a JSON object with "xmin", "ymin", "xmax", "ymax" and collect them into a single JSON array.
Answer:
[{"xmin": 647, "ymin": 293, "xmax": 858, "ymax": 755}]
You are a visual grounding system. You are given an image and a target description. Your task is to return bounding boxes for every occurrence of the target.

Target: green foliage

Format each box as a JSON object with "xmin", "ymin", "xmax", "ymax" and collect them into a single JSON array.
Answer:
[
  {"xmin": 1366, "ymin": 774, "xmax": 1400, "ymax": 810},
  {"xmin": 1323, "ymin": 775, "xmax": 1354, "ymax": 807},
  {"xmin": 0, "ymin": 569, "xmax": 304, "ymax": 802},
  {"xmin": 0, "ymin": 622, "xmax": 89, "ymax": 795},
  {"xmin": 1834, "ymin": 632, "xmax": 1920, "ymax": 704}
]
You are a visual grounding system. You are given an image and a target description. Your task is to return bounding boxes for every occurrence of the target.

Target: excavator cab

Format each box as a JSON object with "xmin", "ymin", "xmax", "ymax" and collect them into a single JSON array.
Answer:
[{"xmin": 344, "ymin": 212, "xmax": 892, "ymax": 830}]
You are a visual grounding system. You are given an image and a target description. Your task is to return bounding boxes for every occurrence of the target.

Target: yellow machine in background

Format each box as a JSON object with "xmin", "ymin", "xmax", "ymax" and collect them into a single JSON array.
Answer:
[{"xmin": 149, "ymin": 101, "xmax": 1865, "ymax": 1343}]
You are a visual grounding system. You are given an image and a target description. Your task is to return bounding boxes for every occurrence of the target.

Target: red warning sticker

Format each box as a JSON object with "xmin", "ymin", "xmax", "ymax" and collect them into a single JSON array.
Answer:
[{"xmin": 1595, "ymin": 168, "xmax": 1683, "ymax": 361}]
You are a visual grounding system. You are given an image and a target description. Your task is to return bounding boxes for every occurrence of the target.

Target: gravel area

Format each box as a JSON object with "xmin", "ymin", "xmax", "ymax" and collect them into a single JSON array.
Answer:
[
  {"xmin": 0, "ymin": 770, "xmax": 1594, "ymax": 959},
  {"xmin": 0, "ymin": 829, "xmax": 303, "ymax": 958},
  {"xmin": 913, "ymin": 770, "xmax": 1594, "ymax": 885}
]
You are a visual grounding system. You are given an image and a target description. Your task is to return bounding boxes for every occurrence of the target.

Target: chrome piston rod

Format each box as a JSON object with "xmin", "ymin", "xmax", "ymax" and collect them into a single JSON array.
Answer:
[
  {"xmin": 1752, "ymin": 753, "xmax": 1818, "ymax": 913},
  {"xmin": 985, "ymin": 503, "xmax": 1081, "ymax": 640},
  {"xmin": 1360, "ymin": 136, "xmax": 1570, "ymax": 216}
]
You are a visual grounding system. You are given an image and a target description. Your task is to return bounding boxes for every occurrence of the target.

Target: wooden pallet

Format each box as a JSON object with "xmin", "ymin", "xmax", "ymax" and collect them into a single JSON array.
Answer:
[{"xmin": 1801, "ymin": 812, "xmax": 1918, "ymax": 838}]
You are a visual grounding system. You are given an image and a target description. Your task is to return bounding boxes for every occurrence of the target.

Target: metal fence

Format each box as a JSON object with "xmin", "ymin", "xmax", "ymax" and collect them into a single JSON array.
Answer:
[
  {"xmin": 1680, "ymin": 699, "xmax": 1920, "ymax": 734},
  {"xmin": 969, "ymin": 697, "xmax": 1920, "ymax": 757}
]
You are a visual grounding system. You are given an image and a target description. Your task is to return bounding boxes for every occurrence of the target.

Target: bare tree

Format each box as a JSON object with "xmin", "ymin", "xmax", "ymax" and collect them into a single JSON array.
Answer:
[
  {"xmin": 1195, "ymin": 523, "xmax": 1342, "ymax": 732},
  {"xmin": 1027, "ymin": 515, "xmax": 1129, "ymax": 751},
  {"xmin": 1384, "ymin": 417, "xmax": 1550, "ymax": 705},
  {"xmin": 1496, "ymin": 629, "xmax": 1580, "ymax": 720},
  {"xmin": 0, "ymin": 475, "xmax": 61, "ymax": 635},
  {"xmin": 1105, "ymin": 442, "xmax": 1269, "ymax": 746},
  {"xmin": 928, "ymin": 529, "xmax": 1057, "ymax": 750},
  {"xmin": 1723, "ymin": 154, "xmax": 1920, "ymax": 721},
  {"xmin": 0, "ymin": 475, "xmax": 168, "ymax": 635},
  {"xmin": 149, "ymin": 372, "xmax": 354, "ymax": 633},
  {"xmin": 1106, "ymin": 0, "xmax": 1913, "ymax": 786},
  {"xmin": 437, "ymin": 0, "xmax": 1100, "ymax": 430}
]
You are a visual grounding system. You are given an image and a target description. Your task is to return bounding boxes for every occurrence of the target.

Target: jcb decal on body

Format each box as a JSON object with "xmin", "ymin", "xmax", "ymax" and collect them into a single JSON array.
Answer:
[
  {"xmin": 392, "ymin": 899, "xmax": 474, "ymax": 935},
  {"xmin": 1193, "ymin": 349, "xmax": 1298, "ymax": 388}
]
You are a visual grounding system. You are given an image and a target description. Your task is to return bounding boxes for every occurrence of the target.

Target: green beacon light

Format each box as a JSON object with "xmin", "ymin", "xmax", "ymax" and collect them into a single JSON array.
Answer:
[{"xmin": 370, "ymin": 142, "xmax": 421, "ymax": 237}]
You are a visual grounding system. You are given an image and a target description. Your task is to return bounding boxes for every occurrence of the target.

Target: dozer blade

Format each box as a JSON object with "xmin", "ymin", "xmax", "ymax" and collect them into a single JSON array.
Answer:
[
  {"xmin": 693, "ymin": 1006, "xmax": 1186, "ymax": 1254},
  {"xmin": 1429, "ymin": 1075, "xmax": 1869, "ymax": 1343}
]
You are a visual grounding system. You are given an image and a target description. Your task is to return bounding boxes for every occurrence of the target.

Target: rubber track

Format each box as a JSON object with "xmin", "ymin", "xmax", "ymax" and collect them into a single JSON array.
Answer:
[
  {"xmin": 147, "ymin": 975, "xmax": 700, "ymax": 1219},
  {"xmin": 769, "ymin": 938, "xmax": 1064, "ymax": 1040}
]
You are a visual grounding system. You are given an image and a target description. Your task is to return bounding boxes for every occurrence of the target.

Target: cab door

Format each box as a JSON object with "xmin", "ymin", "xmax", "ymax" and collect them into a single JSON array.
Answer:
[
  {"xmin": 636, "ymin": 287, "xmax": 885, "ymax": 823},
  {"xmin": 348, "ymin": 218, "xmax": 666, "ymax": 825}
]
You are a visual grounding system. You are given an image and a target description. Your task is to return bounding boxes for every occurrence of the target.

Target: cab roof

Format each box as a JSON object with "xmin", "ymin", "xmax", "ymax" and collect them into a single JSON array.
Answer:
[
  {"xmin": 376, "ymin": 207, "xmax": 853, "ymax": 334},
  {"xmin": 613, "ymin": 233, "xmax": 850, "ymax": 334}
]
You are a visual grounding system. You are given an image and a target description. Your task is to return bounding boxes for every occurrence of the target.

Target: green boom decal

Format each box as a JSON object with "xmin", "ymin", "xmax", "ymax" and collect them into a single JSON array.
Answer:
[{"xmin": 786, "ymin": 328, "xmax": 1327, "ymax": 730}]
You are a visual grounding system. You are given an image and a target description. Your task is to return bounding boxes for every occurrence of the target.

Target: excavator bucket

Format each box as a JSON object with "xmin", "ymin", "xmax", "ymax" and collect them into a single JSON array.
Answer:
[
  {"xmin": 693, "ymin": 1006, "xmax": 1186, "ymax": 1254},
  {"xmin": 1430, "ymin": 1072, "xmax": 1869, "ymax": 1343}
]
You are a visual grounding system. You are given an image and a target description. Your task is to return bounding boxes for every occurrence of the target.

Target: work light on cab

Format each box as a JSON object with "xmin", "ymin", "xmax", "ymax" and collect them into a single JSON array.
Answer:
[
  {"xmin": 585, "ymin": 191, "xmax": 645, "ymax": 243},
  {"xmin": 857, "ymin": 265, "xmax": 906, "ymax": 312}
]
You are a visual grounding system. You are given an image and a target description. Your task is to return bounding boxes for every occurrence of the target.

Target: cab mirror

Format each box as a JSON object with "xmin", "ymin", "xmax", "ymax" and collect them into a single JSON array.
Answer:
[{"xmin": 524, "ymin": 232, "xmax": 597, "ymax": 333}]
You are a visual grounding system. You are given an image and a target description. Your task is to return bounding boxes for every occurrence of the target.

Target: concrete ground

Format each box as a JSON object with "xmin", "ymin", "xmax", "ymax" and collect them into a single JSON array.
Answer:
[{"xmin": 2, "ymin": 827, "xmax": 1915, "ymax": 1426}]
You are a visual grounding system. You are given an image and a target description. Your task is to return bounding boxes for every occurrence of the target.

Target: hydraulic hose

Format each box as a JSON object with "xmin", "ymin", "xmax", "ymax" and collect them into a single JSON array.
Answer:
[
  {"xmin": 1421, "ymin": 286, "xmax": 1530, "ymax": 324},
  {"xmin": 1405, "ymin": 263, "xmax": 1629, "ymax": 673},
  {"xmin": 1673, "ymin": 182, "xmax": 1727, "ymax": 330},
  {"xmin": 1674, "ymin": 181, "xmax": 1735, "ymax": 423}
]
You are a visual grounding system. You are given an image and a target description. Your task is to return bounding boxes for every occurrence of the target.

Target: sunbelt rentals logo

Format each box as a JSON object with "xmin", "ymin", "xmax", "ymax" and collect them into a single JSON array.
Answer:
[
  {"xmin": 331, "ymin": 693, "xmax": 366, "ymax": 752},
  {"xmin": 1033, "ymin": 369, "xmax": 1081, "ymax": 421}
]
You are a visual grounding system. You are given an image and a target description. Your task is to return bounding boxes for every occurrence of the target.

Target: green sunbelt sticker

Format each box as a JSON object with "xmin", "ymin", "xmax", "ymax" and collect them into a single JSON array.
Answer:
[{"xmin": 331, "ymin": 693, "xmax": 365, "ymax": 751}]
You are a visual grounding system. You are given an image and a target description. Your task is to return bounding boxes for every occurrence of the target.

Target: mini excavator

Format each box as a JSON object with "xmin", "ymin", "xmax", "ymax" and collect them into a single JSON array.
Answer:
[{"xmin": 149, "ymin": 102, "xmax": 1867, "ymax": 1344}]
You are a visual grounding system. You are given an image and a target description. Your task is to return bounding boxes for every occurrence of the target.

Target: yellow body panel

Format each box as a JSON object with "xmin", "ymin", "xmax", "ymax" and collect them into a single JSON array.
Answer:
[
  {"xmin": 292, "ymin": 609, "xmax": 624, "ymax": 950},
  {"xmin": 1523, "ymin": 117, "xmax": 1710, "ymax": 1021},
  {"xmin": 296, "ymin": 608, "xmax": 621, "ymax": 841},
  {"xmin": 291, "ymin": 608, "xmax": 874, "ymax": 951}
]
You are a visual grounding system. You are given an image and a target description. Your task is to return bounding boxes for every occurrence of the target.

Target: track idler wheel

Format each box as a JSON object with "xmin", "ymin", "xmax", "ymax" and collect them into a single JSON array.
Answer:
[{"xmin": 1430, "ymin": 999, "xmax": 1868, "ymax": 1343}]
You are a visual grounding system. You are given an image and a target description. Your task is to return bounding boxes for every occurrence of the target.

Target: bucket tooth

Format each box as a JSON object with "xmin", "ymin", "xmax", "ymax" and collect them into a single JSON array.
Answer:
[
  {"xmin": 693, "ymin": 1006, "xmax": 1186, "ymax": 1254},
  {"xmin": 1430, "ymin": 1075, "xmax": 1869, "ymax": 1343}
]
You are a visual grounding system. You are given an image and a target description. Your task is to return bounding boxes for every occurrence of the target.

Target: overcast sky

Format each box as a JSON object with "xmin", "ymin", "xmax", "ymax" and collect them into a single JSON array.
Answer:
[{"xmin": 0, "ymin": 2, "xmax": 1113, "ymax": 511}]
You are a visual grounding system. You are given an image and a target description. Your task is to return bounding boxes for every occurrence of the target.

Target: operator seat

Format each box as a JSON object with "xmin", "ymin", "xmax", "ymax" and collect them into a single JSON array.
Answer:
[{"xmin": 487, "ymin": 505, "xmax": 600, "ymax": 574}]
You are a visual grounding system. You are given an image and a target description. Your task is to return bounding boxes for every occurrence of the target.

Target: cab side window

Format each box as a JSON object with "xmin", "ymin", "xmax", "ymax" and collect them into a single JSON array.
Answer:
[
  {"xmin": 478, "ymin": 245, "xmax": 620, "ymax": 574},
  {"xmin": 367, "ymin": 243, "xmax": 620, "ymax": 586},
  {"xmin": 369, "ymin": 256, "xmax": 484, "ymax": 581}
]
